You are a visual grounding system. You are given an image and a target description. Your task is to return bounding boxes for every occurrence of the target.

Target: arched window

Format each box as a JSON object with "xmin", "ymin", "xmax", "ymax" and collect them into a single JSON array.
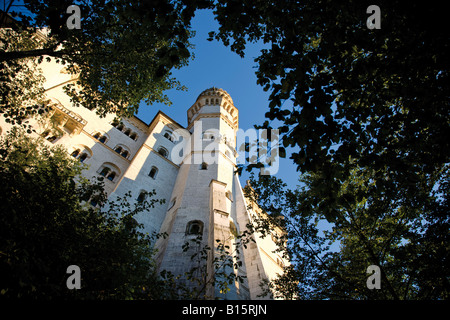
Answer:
[
  {"xmin": 97, "ymin": 163, "xmax": 120, "ymax": 183},
  {"xmin": 46, "ymin": 132, "xmax": 61, "ymax": 142},
  {"xmin": 99, "ymin": 167, "xmax": 110, "ymax": 177},
  {"xmin": 148, "ymin": 166, "xmax": 158, "ymax": 179},
  {"xmin": 164, "ymin": 131, "xmax": 174, "ymax": 142},
  {"xmin": 124, "ymin": 129, "xmax": 131, "ymax": 136},
  {"xmin": 137, "ymin": 191, "xmax": 147, "ymax": 203},
  {"xmin": 200, "ymin": 162, "xmax": 208, "ymax": 170},
  {"xmin": 186, "ymin": 220, "xmax": 204, "ymax": 236},
  {"xmin": 117, "ymin": 124, "xmax": 124, "ymax": 131},
  {"xmin": 107, "ymin": 171, "xmax": 116, "ymax": 181},
  {"xmin": 41, "ymin": 130, "xmax": 50, "ymax": 138},
  {"xmin": 93, "ymin": 132, "xmax": 108, "ymax": 143},
  {"xmin": 158, "ymin": 146, "xmax": 168, "ymax": 158},
  {"xmin": 72, "ymin": 145, "xmax": 92, "ymax": 162},
  {"xmin": 71, "ymin": 149, "xmax": 80, "ymax": 158},
  {"xmin": 114, "ymin": 144, "xmax": 130, "ymax": 159},
  {"xmin": 130, "ymin": 132, "xmax": 137, "ymax": 140},
  {"xmin": 79, "ymin": 153, "xmax": 88, "ymax": 162}
]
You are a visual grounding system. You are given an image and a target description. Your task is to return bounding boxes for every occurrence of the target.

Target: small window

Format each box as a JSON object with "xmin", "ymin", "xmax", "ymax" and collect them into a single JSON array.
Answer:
[
  {"xmin": 93, "ymin": 132, "xmax": 108, "ymax": 143},
  {"xmin": 107, "ymin": 171, "xmax": 116, "ymax": 181},
  {"xmin": 99, "ymin": 167, "xmax": 110, "ymax": 177},
  {"xmin": 117, "ymin": 124, "xmax": 124, "ymax": 131},
  {"xmin": 71, "ymin": 149, "xmax": 80, "ymax": 158},
  {"xmin": 137, "ymin": 191, "xmax": 147, "ymax": 203},
  {"xmin": 72, "ymin": 145, "xmax": 92, "ymax": 162},
  {"xmin": 121, "ymin": 150, "xmax": 129, "ymax": 158},
  {"xmin": 124, "ymin": 129, "xmax": 131, "ymax": 136},
  {"xmin": 130, "ymin": 132, "xmax": 137, "ymax": 140},
  {"xmin": 79, "ymin": 153, "xmax": 88, "ymax": 162},
  {"xmin": 148, "ymin": 167, "xmax": 158, "ymax": 179},
  {"xmin": 164, "ymin": 131, "xmax": 174, "ymax": 142},
  {"xmin": 200, "ymin": 162, "xmax": 208, "ymax": 170},
  {"xmin": 98, "ymin": 163, "xmax": 120, "ymax": 183},
  {"xmin": 47, "ymin": 135, "xmax": 59, "ymax": 142},
  {"xmin": 114, "ymin": 146, "xmax": 123, "ymax": 154},
  {"xmin": 158, "ymin": 147, "xmax": 168, "ymax": 158},
  {"xmin": 186, "ymin": 220, "xmax": 203, "ymax": 236},
  {"xmin": 41, "ymin": 130, "xmax": 50, "ymax": 138}
]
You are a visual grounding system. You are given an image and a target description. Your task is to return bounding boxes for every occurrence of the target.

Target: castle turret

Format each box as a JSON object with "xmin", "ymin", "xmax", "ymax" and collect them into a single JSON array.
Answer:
[{"xmin": 155, "ymin": 87, "xmax": 249, "ymax": 299}]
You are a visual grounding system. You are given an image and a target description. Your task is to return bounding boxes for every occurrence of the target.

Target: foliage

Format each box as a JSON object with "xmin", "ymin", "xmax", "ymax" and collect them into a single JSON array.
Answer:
[
  {"xmin": 1, "ymin": 0, "xmax": 214, "ymax": 120},
  {"xmin": 0, "ymin": 129, "xmax": 169, "ymax": 299},
  {"xmin": 160, "ymin": 230, "xmax": 253, "ymax": 300},
  {"xmin": 0, "ymin": 27, "xmax": 47, "ymax": 127},
  {"xmin": 211, "ymin": 0, "xmax": 449, "ymax": 176},
  {"xmin": 246, "ymin": 170, "xmax": 450, "ymax": 300},
  {"xmin": 210, "ymin": 1, "xmax": 450, "ymax": 299}
]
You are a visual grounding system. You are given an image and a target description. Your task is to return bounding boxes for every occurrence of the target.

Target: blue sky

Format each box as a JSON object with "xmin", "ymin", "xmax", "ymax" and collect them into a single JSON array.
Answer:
[
  {"xmin": 136, "ymin": 9, "xmax": 301, "ymax": 191},
  {"xmin": 7, "ymin": 1, "xmax": 301, "ymax": 190}
]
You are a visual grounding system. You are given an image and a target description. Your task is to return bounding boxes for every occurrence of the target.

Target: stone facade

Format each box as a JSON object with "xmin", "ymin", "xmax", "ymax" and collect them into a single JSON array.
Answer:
[{"xmin": 0, "ymin": 58, "xmax": 288, "ymax": 299}]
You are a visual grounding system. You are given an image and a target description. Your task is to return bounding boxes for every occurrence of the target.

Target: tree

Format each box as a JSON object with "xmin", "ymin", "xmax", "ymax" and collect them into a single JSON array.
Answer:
[
  {"xmin": 209, "ymin": 1, "xmax": 450, "ymax": 299},
  {"xmin": 0, "ymin": 128, "xmax": 170, "ymax": 299},
  {"xmin": 211, "ymin": 0, "xmax": 449, "ymax": 176},
  {"xmin": 0, "ymin": 18, "xmax": 46, "ymax": 127},
  {"xmin": 1, "ymin": 0, "xmax": 213, "ymax": 121},
  {"xmin": 245, "ymin": 168, "xmax": 449, "ymax": 300}
]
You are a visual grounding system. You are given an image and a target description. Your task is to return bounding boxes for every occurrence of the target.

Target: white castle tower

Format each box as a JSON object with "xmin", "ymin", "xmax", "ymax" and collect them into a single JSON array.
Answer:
[
  {"xmin": 0, "ymin": 53, "xmax": 288, "ymax": 299},
  {"xmin": 154, "ymin": 87, "xmax": 244, "ymax": 298}
]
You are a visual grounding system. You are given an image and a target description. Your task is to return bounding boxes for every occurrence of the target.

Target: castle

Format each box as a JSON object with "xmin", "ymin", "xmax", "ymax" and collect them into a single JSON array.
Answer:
[{"xmin": 0, "ymin": 58, "xmax": 288, "ymax": 299}]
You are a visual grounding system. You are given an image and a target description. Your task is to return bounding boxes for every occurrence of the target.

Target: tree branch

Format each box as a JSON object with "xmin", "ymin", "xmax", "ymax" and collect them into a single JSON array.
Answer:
[
  {"xmin": 344, "ymin": 206, "xmax": 401, "ymax": 300},
  {"xmin": 0, "ymin": 47, "xmax": 68, "ymax": 62}
]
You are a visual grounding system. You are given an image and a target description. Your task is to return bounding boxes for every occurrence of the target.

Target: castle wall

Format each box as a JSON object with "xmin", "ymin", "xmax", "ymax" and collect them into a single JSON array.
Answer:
[{"xmin": 0, "ymin": 57, "xmax": 287, "ymax": 299}]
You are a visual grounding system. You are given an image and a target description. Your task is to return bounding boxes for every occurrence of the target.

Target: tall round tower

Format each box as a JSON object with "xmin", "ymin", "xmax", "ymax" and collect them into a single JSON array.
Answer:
[{"xmin": 155, "ymin": 87, "xmax": 248, "ymax": 299}]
